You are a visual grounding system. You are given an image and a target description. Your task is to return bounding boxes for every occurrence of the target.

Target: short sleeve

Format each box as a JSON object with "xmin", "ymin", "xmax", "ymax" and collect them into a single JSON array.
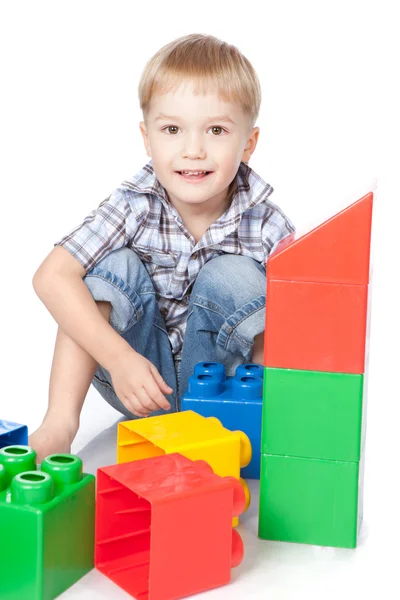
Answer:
[
  {"xmin": 262, "ymin": 202, "xmax": 296, "ymax": 258},
  {"xmin": 54, "ymin": 190, "xmax": 132, "ymax": 272}
]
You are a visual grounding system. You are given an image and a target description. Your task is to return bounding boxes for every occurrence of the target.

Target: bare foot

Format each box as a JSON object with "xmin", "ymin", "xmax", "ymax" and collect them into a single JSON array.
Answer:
[{"xmin": 28, "ymin": 419, "xmax": 79, "ymax": 464}]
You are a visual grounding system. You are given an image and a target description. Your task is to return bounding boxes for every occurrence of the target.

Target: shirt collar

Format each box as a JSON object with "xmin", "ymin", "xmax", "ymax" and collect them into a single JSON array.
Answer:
[{"xmin": 121, "ymin": 159, "xmax": 274, "ymax": 218}]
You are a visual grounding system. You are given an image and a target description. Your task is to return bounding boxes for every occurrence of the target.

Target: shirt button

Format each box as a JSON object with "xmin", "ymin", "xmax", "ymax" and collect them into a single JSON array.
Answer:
[{"xmin": 160, "ymin": 308, "xmax": 168, "ymax": 317}]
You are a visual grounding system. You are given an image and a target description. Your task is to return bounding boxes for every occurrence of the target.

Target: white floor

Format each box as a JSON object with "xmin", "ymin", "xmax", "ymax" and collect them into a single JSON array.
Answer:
[{"xmin": 45, "ymin": 385, "xmax": 397, "ymax": 600}]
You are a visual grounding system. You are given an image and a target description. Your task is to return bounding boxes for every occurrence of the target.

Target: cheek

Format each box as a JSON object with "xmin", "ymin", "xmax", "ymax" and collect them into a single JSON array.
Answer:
[{"xmin": 151, "ymin": 139, "xmax": 177, "ymax": 161}]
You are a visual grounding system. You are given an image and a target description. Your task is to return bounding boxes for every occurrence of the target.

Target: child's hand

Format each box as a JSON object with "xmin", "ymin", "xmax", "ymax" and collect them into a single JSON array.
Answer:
[{"xmin": 108, "ymin": 348, "xmax": 173, "ymax": 417}]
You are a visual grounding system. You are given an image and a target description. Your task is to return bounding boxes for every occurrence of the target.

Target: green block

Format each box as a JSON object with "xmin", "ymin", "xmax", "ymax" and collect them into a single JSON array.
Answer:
[
  {"xmin": 0, "ymin": 446, "xmax": 95, "ymax": 600},
  {"xmin": 262, "ymin": 367, "xmax": 364, "ymax": 461},
  {"xmin": 258, "ymin": 453, "xmax": 362, "ymax": 548}
]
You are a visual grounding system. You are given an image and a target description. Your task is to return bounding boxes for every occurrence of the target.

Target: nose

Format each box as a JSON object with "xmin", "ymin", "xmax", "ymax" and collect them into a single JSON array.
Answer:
[{"xmin": 181, "ymin": 132, "xmax": 206, "ymax": 159}]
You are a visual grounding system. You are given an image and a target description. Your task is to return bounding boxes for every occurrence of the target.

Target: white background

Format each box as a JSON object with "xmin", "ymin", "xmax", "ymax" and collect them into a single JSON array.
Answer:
[{"xmin": 1, "ymin": 1, "xmax": 399, "ymax": 598}]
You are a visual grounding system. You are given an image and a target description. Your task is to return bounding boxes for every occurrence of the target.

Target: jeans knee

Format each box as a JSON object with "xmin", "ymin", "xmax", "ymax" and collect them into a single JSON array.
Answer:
[
  {"xmin": 188, "ymin": 255, "xmax": 266, "ymax": 358},
  {"xmin": 193, "ymin": 254, "xmax": 266, "ymax": 307},
  {"xmin": 88, "ymin": 247, "xmax": 149, "ymax": 283},
  {"xmin": 83, "ymin": 248, "xmax": 151, "ymax": 334}
]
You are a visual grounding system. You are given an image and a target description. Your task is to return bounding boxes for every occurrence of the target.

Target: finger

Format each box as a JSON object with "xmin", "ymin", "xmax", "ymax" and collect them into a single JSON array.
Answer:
[
  {"xmin": 136, "ymin": 387, "xmax": 160, "ymax": 414},
  {"xmin": 146, "ymin": 379, "xmax": 171, "ymax": 411},
  {"xmin": 122, "ymin": 392, "xmax": 150, "ymax": 417},
  {"xmin": 114, "ymin": 385, "xmax": 148, "ymax": 418},
  {"xmin": 150, "ymin": 365, "xmax": 174, "ymax": 393}
]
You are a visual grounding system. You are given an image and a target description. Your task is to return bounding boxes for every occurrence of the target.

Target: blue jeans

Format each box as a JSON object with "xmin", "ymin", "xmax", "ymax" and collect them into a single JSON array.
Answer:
[{"xmin": 83, "ymin": 247, "xmax": 266, "ymax": 419}]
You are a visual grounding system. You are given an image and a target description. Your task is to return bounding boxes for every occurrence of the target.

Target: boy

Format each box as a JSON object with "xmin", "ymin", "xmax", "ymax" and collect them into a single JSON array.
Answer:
[{"xmin": 29, "ymin": 33, "xmax": 295, "ymax": 462}]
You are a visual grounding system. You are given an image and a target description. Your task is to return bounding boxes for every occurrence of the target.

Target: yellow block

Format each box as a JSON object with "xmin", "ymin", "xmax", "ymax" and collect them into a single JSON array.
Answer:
[{"xmin": 117, "ymin": 411, "xmax": 252, "ymax": 523}]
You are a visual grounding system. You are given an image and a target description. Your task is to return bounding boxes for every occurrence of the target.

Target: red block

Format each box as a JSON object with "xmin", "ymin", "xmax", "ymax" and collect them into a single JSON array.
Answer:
[
  {"xmin": 264, "ymin": 280, "xmax": 368, "ymax": 373},
  {"xmin": 95, "ymin": 453, "xmax": 245, "ymax": 600},
  {"xmin": 267, "ymin": 192, "xmax": 373, "ymax": 285}
]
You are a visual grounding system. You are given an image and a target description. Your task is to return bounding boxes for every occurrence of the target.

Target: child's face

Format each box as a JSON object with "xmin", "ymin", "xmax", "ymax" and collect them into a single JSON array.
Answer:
[{"xmin": 139, "ymin": 80, "xmax": 259, "ymax": 216}]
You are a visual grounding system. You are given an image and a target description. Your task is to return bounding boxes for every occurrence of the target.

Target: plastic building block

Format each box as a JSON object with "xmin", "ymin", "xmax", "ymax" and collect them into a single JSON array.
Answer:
[
  {"xmin": 260, "ymin": 191, "xmax": 373, "ymax": 550},
  {"xmin": 258, "ymin": 452, "xmax": 365, "ymax": 548},
  {"xmin": 266, "ymin": 192, "xmax": 373, "ymax": 285},
  {"xmin": 117, "ymin": 411, "xmax": 252, "ymax": 525},
  {"xmin": 262, "ymin": 367, "xmax": 364, "ymax": 461},
  {"xmin": 0, "ymin": 445, "xmax": 95, "ymax": 600},
  {"xmin": 96, "ymin": 453, "xmax": 245, "ymax": 600},
  {"xmin": 181, "ymin": 361, "xmax": 263, "ymax": 479},
  {"xmin": 0, "ymin": 419, "xmax": 28, "ymax": 448},
  {"xmin": 117, "ymin": 410, "xmax": 251, "ymax": 482},
  {"xmin": 264, "ymin": 279, "xmax": 368, "ymax": 373}
]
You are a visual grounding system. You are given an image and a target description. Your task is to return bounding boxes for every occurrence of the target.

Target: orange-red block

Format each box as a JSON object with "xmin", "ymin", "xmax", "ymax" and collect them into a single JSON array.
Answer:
[
  {"xmin": 95, "ymin": 453, "xmax": 245, "ymax": 600},
  {"xmin": 266, "ymin": 192, "xmax": 373, "ymax": 285},
  {"xmin": 264, "ymin": 280, "xmax": 368, "ymax": 373}
]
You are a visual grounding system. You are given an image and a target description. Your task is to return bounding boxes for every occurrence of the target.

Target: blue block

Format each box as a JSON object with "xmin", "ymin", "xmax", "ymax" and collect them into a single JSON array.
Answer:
[
  {"xmin": 181, "ymin": 362, "xmax": 263, "ymax": 479},
  {"xmin": 0, "ymin": 419, "xmax": 28, "ymax": 448}
]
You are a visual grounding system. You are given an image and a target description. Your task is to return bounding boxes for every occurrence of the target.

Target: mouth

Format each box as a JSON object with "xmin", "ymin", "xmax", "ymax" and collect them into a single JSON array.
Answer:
[{"xmin": 175, "ymin": 171, "xmax": 213, "ymax": 182}]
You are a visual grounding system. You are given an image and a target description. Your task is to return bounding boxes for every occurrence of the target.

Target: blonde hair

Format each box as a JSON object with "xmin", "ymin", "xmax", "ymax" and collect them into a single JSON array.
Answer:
[{"xmin": 138, "ymin": 33, "xmax": 261, "ymax": 135}]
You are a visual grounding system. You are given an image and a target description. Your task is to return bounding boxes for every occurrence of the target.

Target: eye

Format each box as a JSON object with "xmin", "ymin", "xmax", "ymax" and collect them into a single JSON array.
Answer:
[
  {"xmin": 161, "ymin": 125, "xmax": 227, "ymax": 136},
  {"xmin": 163, "ymin": 126, "xmax": 179, "ymax": 135},
  {"xmin": 210, "ymin": 126, "xmax": 227, "ymax": 136}
]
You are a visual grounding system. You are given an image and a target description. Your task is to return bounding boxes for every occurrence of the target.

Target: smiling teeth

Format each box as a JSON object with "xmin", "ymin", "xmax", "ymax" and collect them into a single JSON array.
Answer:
[{"xmin": 181, "ymin": 171, "xmax": 207, "ymax": 175}]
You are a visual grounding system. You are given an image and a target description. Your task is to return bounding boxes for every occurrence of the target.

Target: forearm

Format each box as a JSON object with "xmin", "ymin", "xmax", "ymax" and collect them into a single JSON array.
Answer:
[{"xmin": 33, "ymin": 271, "xmax": 133, "ymax": 371}]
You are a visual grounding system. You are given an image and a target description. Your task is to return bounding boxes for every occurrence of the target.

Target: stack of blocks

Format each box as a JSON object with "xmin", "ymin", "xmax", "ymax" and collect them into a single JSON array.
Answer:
[
  {"xmin": 259, "ymin": 192, "xmax": 373, "ymax": 548},
  {"xmin": 181, "ymin": 361, "xmax": 264, "ymax": 479},
  {"xmin": 116, "ymin": 410, "xmax": 252, "ymax": 526}
]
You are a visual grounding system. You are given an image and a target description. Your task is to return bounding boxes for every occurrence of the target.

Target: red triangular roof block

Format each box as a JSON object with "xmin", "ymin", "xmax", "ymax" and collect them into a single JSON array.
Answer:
[{"xmin": 267, "ymin": 192, "xmax": 373, "ymax": 284}]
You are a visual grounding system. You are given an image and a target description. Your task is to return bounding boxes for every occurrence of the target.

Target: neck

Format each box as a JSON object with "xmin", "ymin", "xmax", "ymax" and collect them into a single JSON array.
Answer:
[{"xmin": 169, "ymin": 179, "xmax": 237, "ymax": 223}]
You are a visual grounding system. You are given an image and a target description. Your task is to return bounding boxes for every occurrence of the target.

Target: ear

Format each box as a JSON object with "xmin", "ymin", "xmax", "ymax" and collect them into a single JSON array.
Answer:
[
  {"xmin": 139, "ymin": 121, "xmax": 151, "ymax": 157},
  {"xmin": 242, "ymin": 127, "xmax": 260, "ymax": 163}
]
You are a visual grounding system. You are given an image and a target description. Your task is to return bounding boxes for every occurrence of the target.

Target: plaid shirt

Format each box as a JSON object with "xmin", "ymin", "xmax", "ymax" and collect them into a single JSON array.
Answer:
[{"xmin": 54, "ymin": 160, "xmax": 295, "ymax": 360}]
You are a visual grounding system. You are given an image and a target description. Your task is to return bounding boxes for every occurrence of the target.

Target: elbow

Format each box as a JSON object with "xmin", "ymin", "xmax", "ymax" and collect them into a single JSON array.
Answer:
[
  {"xmin": 32, "ymin": 270, "xmax": 42, "ymax": 297},
  {"xmin": 32, "ymin": 267, "xmax": 49, "ymax": 299}
]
